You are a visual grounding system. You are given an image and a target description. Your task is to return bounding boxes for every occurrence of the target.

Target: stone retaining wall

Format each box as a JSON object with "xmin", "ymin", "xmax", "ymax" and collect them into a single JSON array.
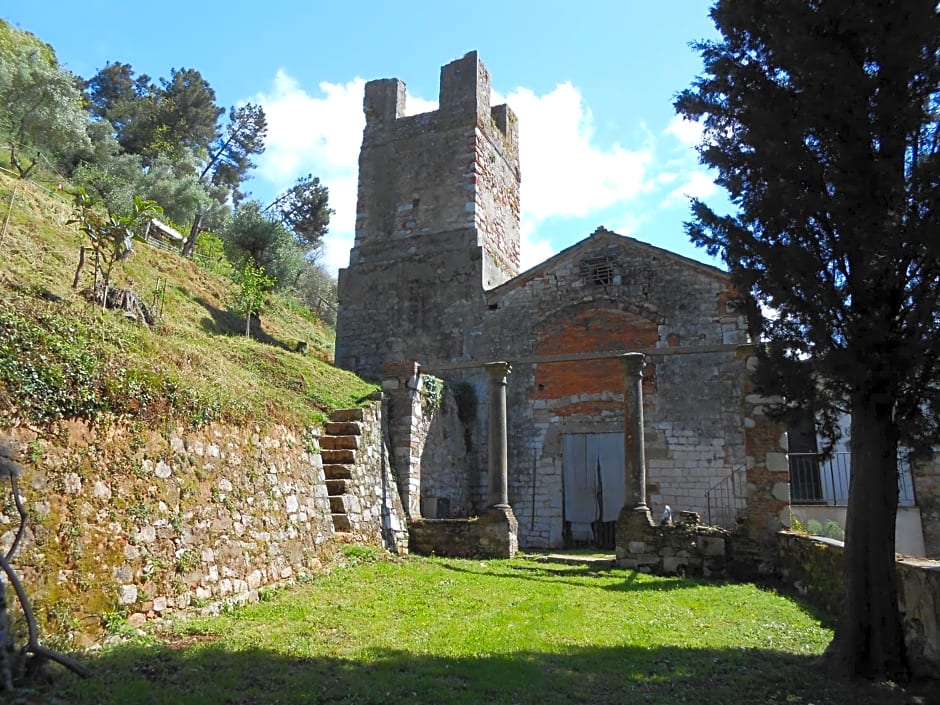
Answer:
[
  {"xmin": 615, "ymin": 517, "xmax": 732, "ymax": 577},
  {"xmin": 0, "ymin": 408, "xmax": 403, "ymax": 642},
  {"xmin": 777, "ymin": 531, "xmax": 940, "ymax": 678}
]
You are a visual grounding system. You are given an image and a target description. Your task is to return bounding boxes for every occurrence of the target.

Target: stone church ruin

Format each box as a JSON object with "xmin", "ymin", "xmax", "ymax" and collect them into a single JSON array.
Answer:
[{"xmin": 335, "ymin": 51, "xmax": 938, "ymax": 563}]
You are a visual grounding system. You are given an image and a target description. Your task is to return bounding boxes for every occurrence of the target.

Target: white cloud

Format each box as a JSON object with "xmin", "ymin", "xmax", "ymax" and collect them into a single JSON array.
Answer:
[
  {"xmin": 497, "ymin": 83, "xmax": 654, "ymax": 240},
  {"xmin": 254, "ymin": 70, "xmax": 437, "ymax": 274},
  {"xmin": 660, "ymin": 170, "xmax": 718, "ymax": 208},
  {"xmin": 519, "ymin": 220, "xmax": 555, "ymax": 272},
  {"xmin": 663, "ymin": 115, "xmax": 704, "ymax": 147}
]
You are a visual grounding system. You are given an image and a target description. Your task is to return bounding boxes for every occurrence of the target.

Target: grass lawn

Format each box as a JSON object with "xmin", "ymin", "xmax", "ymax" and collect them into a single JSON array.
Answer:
[{"xmin": 17, "ymin": 552, "xmax": 932, "ymax": 705}]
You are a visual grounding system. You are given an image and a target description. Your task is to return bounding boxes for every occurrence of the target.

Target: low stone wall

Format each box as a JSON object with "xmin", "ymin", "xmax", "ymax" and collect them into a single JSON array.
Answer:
[
  {"xmin": 912, "ymin": 456, "xmax": 940, "ymax": 558},
  {"xmin": 615, "ymin": 516, "xmax": 732, "ymax": 577},
  {"xmin": 778, "ymin": 532, "xmax": 940, "ymax": 678},
  {"xmin": 775, "ymin": 532, "xmax": 845, "ymax": 615},
  {"xmin": 0, "ymin": 407, "xmax": 404, "ymax": 643},
  {"xmin": 409, "ymin": 507, "xmax": 518, "ymax": 558}
]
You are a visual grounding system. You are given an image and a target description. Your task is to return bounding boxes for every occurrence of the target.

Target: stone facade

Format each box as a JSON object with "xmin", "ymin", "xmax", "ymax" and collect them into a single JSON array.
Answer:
[
  {"xmin": 334, "ymin": 52, "xmax": 790, "ymax": 551},
  {"xmin": 336, "ymin": 51, "xmax": 520, "ymax": 381}
]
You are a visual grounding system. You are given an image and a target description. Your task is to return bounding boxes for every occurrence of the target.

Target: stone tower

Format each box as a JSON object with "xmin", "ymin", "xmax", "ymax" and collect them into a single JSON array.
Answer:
[{"xmin": 335, "ymin": 52, "xmax": 521, "ymax": 380}]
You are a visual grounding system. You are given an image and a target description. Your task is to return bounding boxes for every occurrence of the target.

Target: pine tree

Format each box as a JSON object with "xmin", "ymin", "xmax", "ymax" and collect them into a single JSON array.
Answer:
[{"xmin": 676, "ymin": 0, "xmax": 939, "ymax": 678}]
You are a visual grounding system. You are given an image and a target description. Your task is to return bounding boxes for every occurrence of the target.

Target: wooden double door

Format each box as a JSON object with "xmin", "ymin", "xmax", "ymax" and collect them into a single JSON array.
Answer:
[{"xmin": 562, "ymin": 433, "xmax": 625, "ymax": 549}]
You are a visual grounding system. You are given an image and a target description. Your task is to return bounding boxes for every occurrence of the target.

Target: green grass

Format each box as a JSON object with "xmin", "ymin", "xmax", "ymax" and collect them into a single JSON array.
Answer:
[
  {"xmin": 0, "ymin": 169, "xmax": 377, "ymax": 430},
  {"xmin": 21, "ymin": 555, "xmax": 930, "ymax": 705}
]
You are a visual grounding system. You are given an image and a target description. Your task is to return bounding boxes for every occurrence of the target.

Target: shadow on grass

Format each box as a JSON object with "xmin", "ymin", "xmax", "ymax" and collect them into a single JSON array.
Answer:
[
  {"xmin": 439, "ymin": 559, "xmax": 703, "ymax": 593},
  {"xmin": 31, "ymin": 641, "xmax": 934, "ymax": 705},
  {"xmin": 436, "ymin": 560, "xmax": 840, "ymax": 630},
  {"xmin": 193, "ymin": 295, "xmax": 293, "ymax": 351}
]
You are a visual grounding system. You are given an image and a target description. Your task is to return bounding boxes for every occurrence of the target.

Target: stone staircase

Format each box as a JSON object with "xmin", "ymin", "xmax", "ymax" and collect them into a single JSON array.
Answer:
[{"xmin": 320, "ymin": 408, "xmax": 365, "ymax": 537}]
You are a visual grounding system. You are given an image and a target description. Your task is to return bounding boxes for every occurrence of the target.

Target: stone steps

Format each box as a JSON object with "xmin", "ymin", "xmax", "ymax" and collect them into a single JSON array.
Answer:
[
  {"xmin": 325, "ymin": 479, "xmax": 348, "ymax": 495},
  {"xmin": 331, "ymin": 408, "xmax": 365, "ymax": 423},
  {"xmin": 325, "ymin": 421, "xmax": 361, "ymax": 436},
  {"xmin": 320, "ymin": 435, "xmax": 360, "ymax": 451},
  {"xmin": 323, "ymin": 464, "xmax": 352, "ymax": 480},
  {"xmin": 321, "ymin": 449, "xmax": 355, "ymax": 464},
  {"xmin": 322, "ymin": 408, "xmax": 367, "ymax": 535}
]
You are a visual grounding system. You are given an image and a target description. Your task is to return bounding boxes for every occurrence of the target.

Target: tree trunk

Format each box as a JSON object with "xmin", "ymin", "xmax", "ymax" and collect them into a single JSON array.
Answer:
[
  {"xmin": 181, "ymin": 213, "xmax": 203, "ymax": 258},
  {"xmin": 823, "ymin": 393, "xmax": 907, "ymax": 679},
  {"xmin": 72, "ymin": 246, "xmax": 86, "ymax": 288}
]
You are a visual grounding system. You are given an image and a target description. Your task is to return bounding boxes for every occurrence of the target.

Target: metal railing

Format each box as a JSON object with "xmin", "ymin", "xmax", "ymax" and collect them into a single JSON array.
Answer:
[
  {"xmin": 788, "ymin": 451, "xmax": 916, "ymax": 507},
  {"xmin": 705, "ymin": 465, "xmax": 747, "ymax": 527}
]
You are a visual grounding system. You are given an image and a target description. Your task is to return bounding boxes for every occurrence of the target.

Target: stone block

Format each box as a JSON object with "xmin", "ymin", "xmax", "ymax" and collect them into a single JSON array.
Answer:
[
  {"xmin": 766, "ymin": 452, "xmax": 789, "ymax": 473},
  {"xmin": 627, "ymin": 540, "xmax": 647, "ymax": 554},
  {"xmin": 119, "ymin": 584, "xmax": 138, "ymax": 605},
  {"xmin": 698, "ymin": 536, "xmax": 726, "ymax": 557},
  {"xmin": 662, "ymin": 556, "xmax": 688, "ymax": 574}
]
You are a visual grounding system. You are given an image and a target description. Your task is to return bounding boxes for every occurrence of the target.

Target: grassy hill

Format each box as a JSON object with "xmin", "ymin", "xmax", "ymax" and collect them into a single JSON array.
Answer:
[{"xmin": 0, "ymin": 168, "xmax": 376, "ymax": 432}]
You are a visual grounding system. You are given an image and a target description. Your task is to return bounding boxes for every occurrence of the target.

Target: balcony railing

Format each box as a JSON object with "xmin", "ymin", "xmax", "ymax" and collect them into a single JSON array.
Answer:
[{"xmin": 787, "ymin": 451, "xmax": 916, "ymax": 507}]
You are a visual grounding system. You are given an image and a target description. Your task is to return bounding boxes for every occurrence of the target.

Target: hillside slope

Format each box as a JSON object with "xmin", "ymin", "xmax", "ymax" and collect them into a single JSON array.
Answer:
[{"xmin": 0, "ymin": 168, "xmax": 376, "ymax": 430}]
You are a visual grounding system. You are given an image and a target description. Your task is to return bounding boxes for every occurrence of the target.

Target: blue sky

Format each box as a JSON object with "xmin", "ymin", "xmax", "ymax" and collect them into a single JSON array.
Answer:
[{"xmin": 3, "ymin": 1, "xmax": 727, "ymax": 275}]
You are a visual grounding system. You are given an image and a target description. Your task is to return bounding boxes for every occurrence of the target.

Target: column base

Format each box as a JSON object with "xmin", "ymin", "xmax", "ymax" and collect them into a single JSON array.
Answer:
[
  {"xmin": 615, "ymin": 505, "xmax": 655, "ymax": 562},
  {"xmin": 474, "ymin": 505, "xmax": 519, "ymax": 559}
]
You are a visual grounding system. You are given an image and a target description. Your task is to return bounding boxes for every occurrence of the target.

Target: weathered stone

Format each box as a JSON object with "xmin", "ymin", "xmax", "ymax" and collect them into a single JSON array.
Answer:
[
  {"xmin": 92, "ymin": 480, "xmax": 112, "ymax": 500},
  {"xmin": 135, "ymin": 525, "xmax": 156, "ymax": 544},
  {"xmin": 64, "ymin": 473, "xmax": 82, "ymax": 494},
  {"xmin": 119, "ymin": 584, "xmax": 138, "ymax": 605}
]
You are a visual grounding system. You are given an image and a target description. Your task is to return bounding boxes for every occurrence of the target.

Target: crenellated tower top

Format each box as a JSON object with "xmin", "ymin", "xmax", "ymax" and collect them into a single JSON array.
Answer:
[{"xmin": 337, "ymin": 52, "xmax": 521, "ymax": 378}]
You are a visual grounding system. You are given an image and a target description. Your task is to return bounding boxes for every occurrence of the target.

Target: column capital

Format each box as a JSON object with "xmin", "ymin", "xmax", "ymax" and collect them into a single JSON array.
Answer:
[
  {"xmin": 485, "ymin": 360, "xmax": 512, "ymax": 383},
  {"xmin": 619, "ymin": 352, "xmax": 646, "ymax": 377}
]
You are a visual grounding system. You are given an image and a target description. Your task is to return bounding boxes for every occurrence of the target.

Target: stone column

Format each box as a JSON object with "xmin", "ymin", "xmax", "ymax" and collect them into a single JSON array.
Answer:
[
  {"xmin": 486, "ymin": 361, "xmax": 511, "ymax": 508},
  {"xmin": 620, "ymin": 353, "xmax": 653, "ymax": 522}
]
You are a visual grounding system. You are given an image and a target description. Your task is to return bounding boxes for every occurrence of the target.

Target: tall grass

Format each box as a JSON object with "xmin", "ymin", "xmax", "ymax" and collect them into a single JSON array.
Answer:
[{"xmin": 0, "ymin": 170, "xmax": 376, "ymax": 430}]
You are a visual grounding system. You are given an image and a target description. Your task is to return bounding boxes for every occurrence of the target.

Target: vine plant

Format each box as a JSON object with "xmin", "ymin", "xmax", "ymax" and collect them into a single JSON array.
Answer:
[{"xmin": 0, "ymin": 440, "xmax": 89, "ymax": 690}]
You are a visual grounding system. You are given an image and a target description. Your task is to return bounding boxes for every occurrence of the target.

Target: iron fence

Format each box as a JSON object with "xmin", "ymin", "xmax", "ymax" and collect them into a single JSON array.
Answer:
[
  {"xmin": 787, "ymin": 451, "xmax": 916, "ymax": 507},
  {"xmin": 705, "ymin": 465, "xmax": 747, "ymax": 527}
]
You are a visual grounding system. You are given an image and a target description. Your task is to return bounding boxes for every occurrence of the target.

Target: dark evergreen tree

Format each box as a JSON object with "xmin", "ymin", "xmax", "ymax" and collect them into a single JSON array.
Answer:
[
  {"xmin": 145, "ymin": 67, "xmax": 223, "ymax": 164},
  {"xmin": 677, "ymin": 0, "xmax": 939, "ymax": 679},
  {"xmin": 84, "ymin": 64, "xmax": 222, "ymax": 166},
  {"xmin": 83, "ymin": 61, "xmax": 151, "ymax": 137},
  {"xmin": 269, "ymin": 174, "xmax": 334, "ymax": 251}
]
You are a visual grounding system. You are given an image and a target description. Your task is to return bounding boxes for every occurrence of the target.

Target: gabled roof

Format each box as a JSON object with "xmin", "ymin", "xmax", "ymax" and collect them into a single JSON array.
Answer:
[{"xmin": 487, "ymin": 227, "xmax": 730, "ymax": 300}]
